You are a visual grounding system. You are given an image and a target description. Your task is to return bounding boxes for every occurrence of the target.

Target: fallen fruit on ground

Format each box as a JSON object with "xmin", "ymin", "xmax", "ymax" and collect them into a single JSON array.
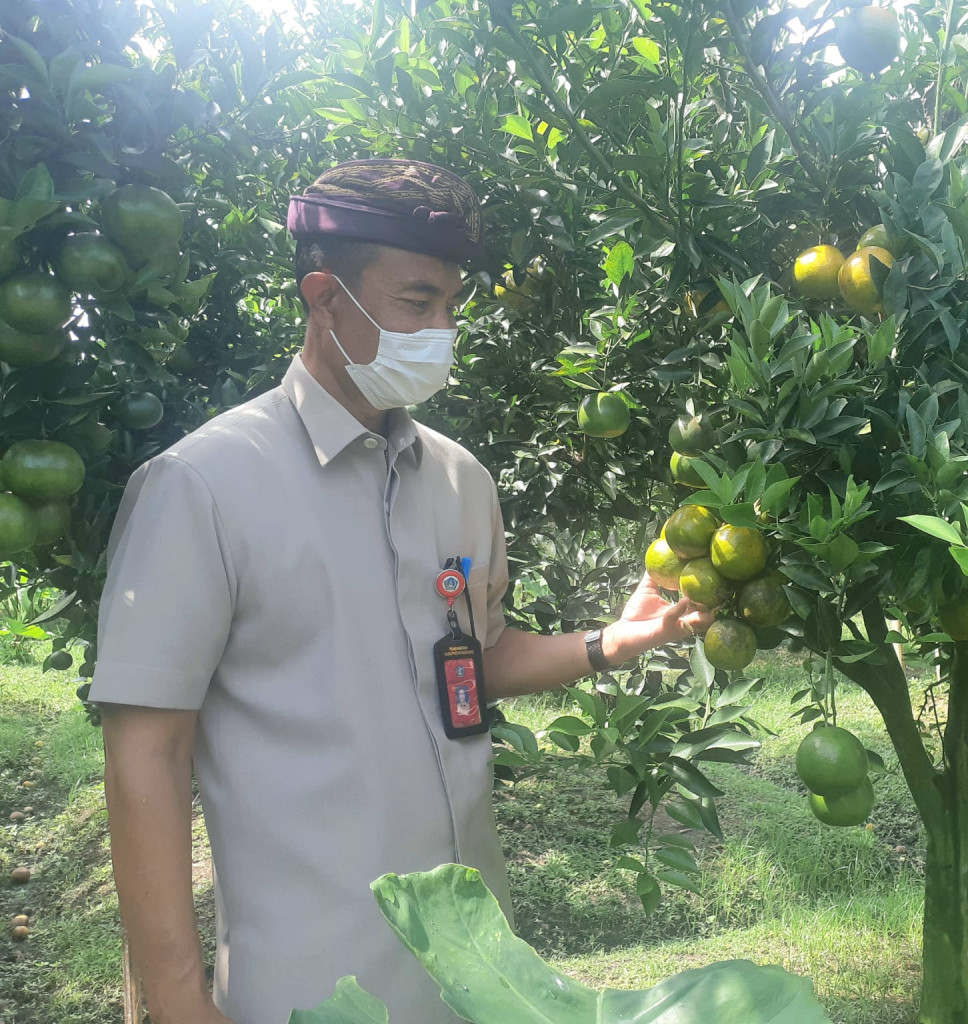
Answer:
[
  {"xmin": 645, "ymin": 537, "xmax": 688, "ymax": 590},
  {"xmin": 793, "ymin": 245, "xmax": 845, "ymax": 300},
  {"xmin": 710, "ymin": 524, "xmax": 768, "ymax": 581},
  {"xmin": 738, "ymin": 574, "xmax": 791, "ymax": 627},
  {"xmin": 664, "ymin": 505, "xmax": 720, "ymax": 559},
  {"xmin": 10, "ymin": 867, "xmax": 30, "ymax": 884},
  {"xmin": 577, "ymin": 392, "xmax": 630, "ymax": 437},
  {"xmin": 11, "ymin": 925, "xmax": 28, "ymax": 941},
  {"xmin": 0, "ymin": 271, "xmax": 72, "ymax": 334},
  {"xmin": 838, "ymin": 245, "xmax": 894, "ymax": 314},
  {"xmin": 10, "ymin": 915, "xmax": 28, "ymax": 927},
  {"xmin": 9, "ymin": 811, "xmax": 24, "ymax": 823},
  {"xmin": 703, "ymin": 617, "xmax": 757, "ymax": 671},
  {"xmin": 679, "ymin": 557, "xmax": 732, "ymax": 608},
  {"xmin": 0, "ymin": 493, "xmax": 37, "ymax": 556},
  {"xmin": 837, "ymin": 6, "xmax": 900, "ymax": 75},
  {"xmin": 2, "ymin": 440, "xmax": 86, "ymax": 501},
  {"xmin": 808, "ymin": 777, "xmax": 876, "ymax": 826},
  {"xmin": 796, "ymin": 725, "xmax": 869, "ymax": 796}
]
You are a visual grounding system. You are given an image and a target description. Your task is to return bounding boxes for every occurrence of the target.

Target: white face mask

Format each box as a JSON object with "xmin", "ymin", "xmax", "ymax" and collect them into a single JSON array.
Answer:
[{"xmin": 328, "ymin": 275, "xmax": 458, "ymax": 410}]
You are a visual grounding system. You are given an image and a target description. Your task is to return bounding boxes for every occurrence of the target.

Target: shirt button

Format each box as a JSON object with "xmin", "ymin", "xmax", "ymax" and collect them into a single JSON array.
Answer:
[{"xmin": 363, "ymin": 437, "xmax": 380, "ymax": 449}]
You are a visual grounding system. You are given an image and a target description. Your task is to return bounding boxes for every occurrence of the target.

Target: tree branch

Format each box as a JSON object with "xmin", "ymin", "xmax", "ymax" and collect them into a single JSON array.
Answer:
[
  {"xmin": 488, "ymin": 5, "xmax": 674, "ymax": 239},
  {"xmin": 719, "ymin": 0, "xmax": 830, "ymax": 198}
]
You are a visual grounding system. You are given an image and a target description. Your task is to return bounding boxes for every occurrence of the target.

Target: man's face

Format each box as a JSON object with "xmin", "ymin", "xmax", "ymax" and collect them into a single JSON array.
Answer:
[{"xmin": 329, "ymin": 245, "xmax": 465, "ymax": 365}]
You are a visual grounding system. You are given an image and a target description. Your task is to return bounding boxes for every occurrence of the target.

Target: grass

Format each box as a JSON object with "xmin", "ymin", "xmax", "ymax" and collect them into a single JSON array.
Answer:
[{"xmin": 0, "ymin": 642, "xmax": 930, "ymax": 1023}]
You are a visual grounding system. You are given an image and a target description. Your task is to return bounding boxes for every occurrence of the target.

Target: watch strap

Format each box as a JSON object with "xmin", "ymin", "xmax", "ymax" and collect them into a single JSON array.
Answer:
[{"xmin": 584, "ymin": 629, "xmax": 611, "ymax": 673}]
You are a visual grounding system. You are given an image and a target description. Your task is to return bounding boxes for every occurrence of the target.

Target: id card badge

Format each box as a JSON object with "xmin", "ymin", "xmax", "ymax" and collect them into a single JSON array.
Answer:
[
  {"xmin": 434, "ymin": 631, "xmax": 489, "ymax": 739},
  {"xmin": 434, "ymin": 560, "xmax": 489, "ymax": 739}
]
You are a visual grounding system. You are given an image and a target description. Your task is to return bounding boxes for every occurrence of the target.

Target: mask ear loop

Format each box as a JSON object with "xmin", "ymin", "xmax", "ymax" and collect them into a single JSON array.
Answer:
[{"xmin": 327, "ymin": 274, "xmax": 384, "ymax": 368}]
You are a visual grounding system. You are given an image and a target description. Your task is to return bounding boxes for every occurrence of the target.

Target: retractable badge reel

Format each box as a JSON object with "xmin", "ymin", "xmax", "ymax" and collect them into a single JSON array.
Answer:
[{"xmin": 434, "ymin": 558, "xmax": 488, "ymax": 739}]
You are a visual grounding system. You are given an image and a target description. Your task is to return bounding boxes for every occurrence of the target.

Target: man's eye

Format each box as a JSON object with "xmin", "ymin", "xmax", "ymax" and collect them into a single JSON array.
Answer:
[{"xmin": 408, "ymin": 300, "xmax": 429, "ymax": 310}]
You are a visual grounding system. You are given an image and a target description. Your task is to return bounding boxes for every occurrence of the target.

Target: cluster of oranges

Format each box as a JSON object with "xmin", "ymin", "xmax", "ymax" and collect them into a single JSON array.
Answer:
[
  {"xmin": 0, "ymin": 440, "xmax": 86, "ymax": 557},
  {"xmin": 793, "ymin": 224, "xmax": 896, "ymax": 315},
  {"xmin": 796, "ymin": 725, "xmax": 875, "ymax": 827},
  {"xmin": 646, "ymin": 506, "xmax": 789, "ymax": 671}
]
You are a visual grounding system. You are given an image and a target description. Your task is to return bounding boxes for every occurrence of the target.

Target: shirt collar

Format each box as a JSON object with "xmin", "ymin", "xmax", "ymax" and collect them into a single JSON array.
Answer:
[{"xmin": 281, "ymin": 354, "xmax": 422, "ymax": 468}]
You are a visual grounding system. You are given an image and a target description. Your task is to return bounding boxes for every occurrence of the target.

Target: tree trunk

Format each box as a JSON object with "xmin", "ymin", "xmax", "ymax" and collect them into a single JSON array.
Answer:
[
  {"xmin": 916, "ymin": 642, "xmax": 968, "ymax": 1022},
  {"xmin": 918, "ymin": 815, "xmax": 968, "ymax": 1023}
]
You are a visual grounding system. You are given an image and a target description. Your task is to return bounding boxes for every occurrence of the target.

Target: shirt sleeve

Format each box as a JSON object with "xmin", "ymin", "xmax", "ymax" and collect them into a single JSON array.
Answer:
[
  {"xmin": 484, "ymin": 478, "xmax": 509, "ymax": 649},
  {"xmin": 89, "ymin": 454, "xmax": 236, "ymax": 710}
]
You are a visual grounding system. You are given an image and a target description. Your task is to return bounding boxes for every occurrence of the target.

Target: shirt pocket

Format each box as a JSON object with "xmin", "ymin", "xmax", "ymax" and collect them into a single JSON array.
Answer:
[{"xmin": 453, "ymin": 562, "xmax": 490, "ymax": 642}]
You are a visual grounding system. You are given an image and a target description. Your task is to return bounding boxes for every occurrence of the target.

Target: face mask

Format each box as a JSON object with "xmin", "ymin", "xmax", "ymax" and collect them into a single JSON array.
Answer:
[{"xmin": 328, "ymin": 275, "xmax": 458, "ymax": 410}]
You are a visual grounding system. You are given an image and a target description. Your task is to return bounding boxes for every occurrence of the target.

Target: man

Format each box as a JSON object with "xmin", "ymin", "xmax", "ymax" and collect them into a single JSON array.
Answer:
[{"xmin": 90, "ymin": 159, "xmax": 709, "ymax": 1024}]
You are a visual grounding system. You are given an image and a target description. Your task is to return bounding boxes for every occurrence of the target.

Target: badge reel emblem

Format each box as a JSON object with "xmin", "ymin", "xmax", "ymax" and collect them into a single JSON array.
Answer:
[{"xmin": 433, "ymin": 560, "xmax": 488, "ymax": 739}]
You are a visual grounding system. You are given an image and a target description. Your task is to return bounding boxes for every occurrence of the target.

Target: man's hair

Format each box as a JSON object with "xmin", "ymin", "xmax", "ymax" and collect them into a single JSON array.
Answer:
[{"xmin": 293, "ymin": 237, "xmax": 382, "ymax": 314}]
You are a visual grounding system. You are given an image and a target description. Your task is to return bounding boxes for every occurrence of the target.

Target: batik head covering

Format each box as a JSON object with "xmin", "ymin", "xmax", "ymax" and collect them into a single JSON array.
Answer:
[{"xmin": 287, "ymin": 158, "xmax": 483, "ymax": 264}]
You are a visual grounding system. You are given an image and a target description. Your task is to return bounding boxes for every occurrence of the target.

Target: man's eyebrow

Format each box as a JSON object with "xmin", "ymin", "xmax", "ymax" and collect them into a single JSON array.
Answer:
[{"xmin": 392, "ymin": 280, "xmax": 466, "ymax": 302}]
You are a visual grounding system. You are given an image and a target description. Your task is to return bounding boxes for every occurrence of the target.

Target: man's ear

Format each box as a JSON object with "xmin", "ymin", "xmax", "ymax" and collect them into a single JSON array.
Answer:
[{"xmin": 300, "ymin": 271, "xmax": 340, "ymax": 319}]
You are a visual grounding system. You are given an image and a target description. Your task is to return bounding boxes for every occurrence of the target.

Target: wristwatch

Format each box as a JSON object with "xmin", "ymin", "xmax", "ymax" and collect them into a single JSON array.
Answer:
[{"xmin": 584, "ymin": 628, "xmax": 612, "ymax": 673}]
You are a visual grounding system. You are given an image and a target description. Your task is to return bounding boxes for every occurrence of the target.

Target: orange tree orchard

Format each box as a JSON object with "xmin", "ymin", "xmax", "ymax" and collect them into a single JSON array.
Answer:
[{"xmin": 3, "ymin": 0, "xmax": 968, "ymax": 1018}]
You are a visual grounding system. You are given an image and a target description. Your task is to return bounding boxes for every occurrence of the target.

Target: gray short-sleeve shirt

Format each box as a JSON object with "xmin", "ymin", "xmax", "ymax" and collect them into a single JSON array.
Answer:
[{"xmin": 91, "ymin": 354, "xmax": 512, "ymax": 1023}]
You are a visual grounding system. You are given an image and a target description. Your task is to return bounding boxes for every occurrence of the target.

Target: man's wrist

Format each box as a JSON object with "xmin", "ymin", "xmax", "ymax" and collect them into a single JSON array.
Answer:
[
  {"xmin": 585, "ymin": 625, "xmax": 625, "ymax": 672},
  {"xmin": 601, "ymin": 623, "xmax": 632, "ymax": 668}
]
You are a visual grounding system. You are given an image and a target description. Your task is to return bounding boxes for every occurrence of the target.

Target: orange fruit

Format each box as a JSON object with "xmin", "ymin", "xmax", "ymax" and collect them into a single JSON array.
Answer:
[
  {"xmin": 0, "ymin": 493, "xmax": 36, "ymax": 556},
  {"xmin": 668, "ymin": 414, "xmax": 714, "ymax": 456},
  {"xmin": 664, "ymin": 505, "xmax": 719, "ymax": 558},
  {"xmin": 857, "ymin": 224, "xmax": 896, "ymax": 255},
  {"xmin": 938, "ymin": 597, "xmax": 968, "ymax": 641},
  {"xmin": 3, "ymin": 440, "xmax": 85, "ymax": 501},
  {"xmin": 53, "ymin": 233, "xmax": 129, "ymax": 296},
  {"xmin": 0, "ymin": 321, "xmax": 67, "ymax": 366},
  {"xmin": 670, "ymin": 451, "xmax": 707, "ymax": 488},
  {"xmin": 115, "ymin": 392, "xmax": 165, "ymax": 430},
  {"xmin": 703, "ymin": 618, "xmax": 757, "ymax": 671},
  {"xmin": 793, "ymin": 245, "xmax": 845, "ymax": 300},
  {"xmin": 679, "ymin": 557, "xmax": 732, "ymax": 608},
  {"xmin": 808, "ymin": 778, "xmax": 875, "ymax": 827},
  {"xmin": 577, "ymin": 393, "xmax": 630, "ymax": 437},
  {"xmin": 837, "ymin": 6, "xmax": 900, "ymax": 75},
  {"xmin": 738, "ymin": 575, "xmax": 790, "ymax": 627},
  {"xmin": 0, "ymin": 271, "xmax": 72, "ymax": 334},
  {"xmin": 838, "ymin": 245, "xmax": 894, "ymax": 315},
  {"xmin": 28, "ymin": 500, "xmax": 71, "ymax": 546},
  {"xmin": 645, "ymin": 537, "xmax": 688, "ymax": 590},
  {"xmin": 48, "ymin": 649, "xmax": 73, "ymax": 671},
  {"xmin": 101, "ymin": 185, "xmax": 184, "ymax": 268},
  {"xmin": 710, "ymin": 524, "xmax": 768, "ymax": 581},
  {"xmin": 796, "ymin": 725, "xmax": 869, "ymax": 797}
]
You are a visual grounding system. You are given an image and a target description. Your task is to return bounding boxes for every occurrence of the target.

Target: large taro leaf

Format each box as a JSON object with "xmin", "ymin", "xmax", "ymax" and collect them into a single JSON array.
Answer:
[
  {"xmin": 371, "ymin": 863, "xmax": 833, "ymax": 1024},
  {"xmin": 288, "ymin": 976, "xmax": 389, "ymax": 1024}
]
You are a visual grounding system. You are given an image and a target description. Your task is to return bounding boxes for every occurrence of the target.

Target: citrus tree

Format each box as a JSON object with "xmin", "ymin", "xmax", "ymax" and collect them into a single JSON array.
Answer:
[
  {"xmin": 288, "ymin": 0, "xmax": 968, "ymax": 1020},
  {"xmin": 4, "ymin": 0, "xmax": 968, "ymax": 1018}
]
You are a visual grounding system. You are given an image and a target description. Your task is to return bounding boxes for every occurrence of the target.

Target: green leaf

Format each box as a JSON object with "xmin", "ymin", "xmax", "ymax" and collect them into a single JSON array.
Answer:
[
  {"xmin": 371, "ymin": 864, "xmax": 833, "ymax": 1023},
  {"xmin": 288, "ymin": 976, "xmax": 389, "ymax": 1023},
  {"xmin": 949, "ymin": 547, "xmax": 968, "ymax": 576},
  {"xmin": 500, "ymin": 114, "xmax": 533, "ymax": 141},
  {"xmin": 604, "ymin": 241, "xmax": 635, "ymax": 285},
  {"xmin": 899, "ymin": 515, "xmax": 964, "ymax": 546}
]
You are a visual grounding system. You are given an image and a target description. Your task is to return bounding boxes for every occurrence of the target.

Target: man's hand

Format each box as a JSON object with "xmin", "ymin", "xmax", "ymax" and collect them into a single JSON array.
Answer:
[{"xmin": 602, "ymin": 572, "xmax": 716, "ymax": 666}]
